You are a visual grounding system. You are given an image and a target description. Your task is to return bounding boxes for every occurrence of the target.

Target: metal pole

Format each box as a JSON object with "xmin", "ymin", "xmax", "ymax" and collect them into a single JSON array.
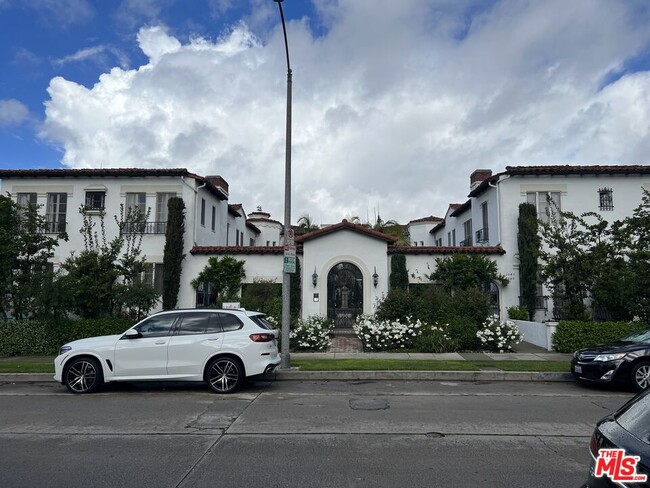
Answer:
[{"xmin": 276, "ymin": 0, "xmax": 292, "ymax": 369}]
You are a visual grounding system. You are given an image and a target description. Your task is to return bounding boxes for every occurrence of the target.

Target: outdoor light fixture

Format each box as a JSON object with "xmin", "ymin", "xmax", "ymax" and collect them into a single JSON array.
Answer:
[
  {"xmin": 373, "ymin": 267, "xmax": 379, "ymax": 288},
  {"xmin": 312, "ymin": 267, "xmax": 318, "ymax": 287}
]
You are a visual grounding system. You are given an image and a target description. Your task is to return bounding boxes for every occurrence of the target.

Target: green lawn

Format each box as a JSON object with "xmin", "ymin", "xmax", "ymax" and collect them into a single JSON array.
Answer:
[
  {"xmin": 0, "ymin": 357, "xmax": 570, "ymax": 374},
  {"xmin": 0, "ymin": 359, "xmax": 54, "ymax": 374},
  {"xmin": 291, "ymin": 359, "xmax": 570, "ymax": 372}
]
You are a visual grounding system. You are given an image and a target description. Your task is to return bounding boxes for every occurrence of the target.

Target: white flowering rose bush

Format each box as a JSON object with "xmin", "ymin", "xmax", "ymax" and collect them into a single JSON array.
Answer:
[
  {"xmin": 289, "ymin": 315, "xmax": 332, "ymax": 351},
  {"xmin": 476, "ymin": 315, "xmax": 524, "ymax": 352},
  {"xmin": 353, "ymin": 314, "xmax": 424, "ymax": 351}
]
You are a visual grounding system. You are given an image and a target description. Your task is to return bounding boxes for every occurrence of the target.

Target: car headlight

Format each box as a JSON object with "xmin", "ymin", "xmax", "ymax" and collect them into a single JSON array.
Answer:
[
  {"xmin": 59, "ymin": 345, "xmax": 72, "ymax": 355},
  {"xmin": 594, "ymin": 353, "xmax": 627, "ymax": 362}
]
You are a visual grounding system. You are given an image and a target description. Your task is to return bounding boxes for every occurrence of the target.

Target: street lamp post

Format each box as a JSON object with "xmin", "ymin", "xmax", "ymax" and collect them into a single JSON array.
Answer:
[{"xmin": 275, "ymin": 0, "xmax": 292, "ymax": 369}]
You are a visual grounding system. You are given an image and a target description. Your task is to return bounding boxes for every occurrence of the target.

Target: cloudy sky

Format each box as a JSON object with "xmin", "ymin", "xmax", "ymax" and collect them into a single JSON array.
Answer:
[{"xmin": 1, "ymin": 0, "xmax": 650, "ymax": 224}]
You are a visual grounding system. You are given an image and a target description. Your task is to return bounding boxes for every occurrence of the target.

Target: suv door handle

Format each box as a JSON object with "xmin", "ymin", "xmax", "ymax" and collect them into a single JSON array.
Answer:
[{"xmin": 155, "ymin": 340, "xmax": 167, "ymax": 345}]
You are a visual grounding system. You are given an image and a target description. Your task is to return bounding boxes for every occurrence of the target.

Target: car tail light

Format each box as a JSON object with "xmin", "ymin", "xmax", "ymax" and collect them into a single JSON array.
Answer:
[{"xmin": 249, "ymin": 333, "xmax": 275, "ymax": 343}]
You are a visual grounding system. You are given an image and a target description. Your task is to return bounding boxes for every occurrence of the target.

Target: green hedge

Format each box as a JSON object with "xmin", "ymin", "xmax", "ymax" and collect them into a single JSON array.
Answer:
[
  {"xmin": 0, "ymin": 318, "xmax": 134, "ymax": 356},
  {"xmin": 552, "ymin": 320, "xmax": 647, "ymax": 353}
]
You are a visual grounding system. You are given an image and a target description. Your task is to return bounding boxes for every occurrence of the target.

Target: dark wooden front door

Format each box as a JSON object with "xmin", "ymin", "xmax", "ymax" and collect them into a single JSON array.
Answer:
[{"xmin": 327, "ymin": 262, "xmax": 363, "ymax": 329}]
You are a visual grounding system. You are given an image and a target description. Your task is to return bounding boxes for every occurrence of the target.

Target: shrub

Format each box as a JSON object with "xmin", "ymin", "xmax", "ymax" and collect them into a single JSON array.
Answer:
[
  {"xmin": 0, "ymin": 317, "xmax": 133, "ymax": 356},
  {"xmin": 413, "ymin": 322, "xmax": 455, "ymax": 353},
  {"xmin": 552, "ymin": 320, "xmax": 647, "ymax": 353},
  {"xmin": 289, "ymin": 315, "xmax": 332, "ymax": 351},
  {"xmin": 476, "ymin": 315, "xmax": 523, "ymax": 352},
  {"xmin": 375, "ymin": 288, "xmax": 431, "ymax": 324},
  {"xmin": 507, "ymin": 306, "xmax": 529, "ymax": 320},
  {"xmin": 354, "ymin": 314, "xmax": 423, "ymax": 351}
]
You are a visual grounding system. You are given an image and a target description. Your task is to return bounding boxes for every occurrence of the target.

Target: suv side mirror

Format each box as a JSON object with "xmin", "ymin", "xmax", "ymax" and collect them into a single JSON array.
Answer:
[{"xmin": 123, "ymin": 329, "xmax": 142, "ymax": 339}]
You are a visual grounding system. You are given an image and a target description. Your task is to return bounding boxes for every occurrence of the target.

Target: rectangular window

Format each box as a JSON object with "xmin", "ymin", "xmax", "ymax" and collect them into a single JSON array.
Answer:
[
  {"xmin": 249, "ymin": 238, "xmax": 254, "ymax": 246},
  {"xmin": 155, "ymin": 193, "xmax": 176, "ymax": 233},
  {"xmin": 46, "ymin": 193, "xmax": 67, "ymax": 233},
  {"xmin": 154, "ymin": 263, "xmax": 164, "ymax": 294},
  {"xmin": 16, "ymin": 193, "xmax": 37, "ymax": 221},
  {"xmin": 211, "ymin": 206, "xmax": 216, "ymax": 232},
  {"xmin": 461, "ymin": 220, "xmax": 472, "ymax": 246},
  {"xmin": 126, "ymin": 192, "xmax": 146, "ymax": 217},
  {"xmin": 84, "ymin": 191, "xmax": 105, "ymax": 211},
  {"xmin": 452, "ymin": 229, "xmax": 456, "ymax": 246},
  {"xmin": 526, "ymin": 191, "xmax": 561, "ymax": 223},
  {"xmin": 236, "ymin": 229, "xmax": 240, "ymax": 246},
  {"xmin": 200, "ymin": 198, "xmax": 206, "ymax": 226},
  {"xmin": 476, "ymin": 202, "xmax": 489, "ymax": 243},
  {"xmin": 17, "ymin": 193, "xmax": 37, "ymax": 208},
  {"xmin": 447, "ymin": 232, "xmax": 451, "ymax": 246},
  {"xmin": 599, "ymin": 188, "xmax": 614, "ymax": 211}
]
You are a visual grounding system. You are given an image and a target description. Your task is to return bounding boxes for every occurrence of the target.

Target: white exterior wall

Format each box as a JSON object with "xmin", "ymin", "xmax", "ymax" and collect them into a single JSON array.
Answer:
[
  {"xmin": 3, "ymin": 175, "xmax": 195, "ymax": 264},
  {"xmin": 494, "ymin": 173, "xmax": 650, "ymax": 321},
  {"xmin": 178, "ymin": 252, "xmax": 285, "ymax": 308},
  {"xmin": 250, "ymin": 221, "xmax": 283, "ymax": 246},
  {"xmin": 193, "ymin": 187, "xmax": 228, "ymax": 247},
  {"xmin": 408, "ymin": 222, "xmax": 436, "ymax": 246},
  {"xmin": 301, "ymin": 230, "xmax": 389, "ymax": 319}
]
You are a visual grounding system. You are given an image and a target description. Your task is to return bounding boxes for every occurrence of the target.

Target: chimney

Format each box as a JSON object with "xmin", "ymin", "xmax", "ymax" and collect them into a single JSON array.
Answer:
[
  {"xmin": 206, "ymin": 175, "xmax": 229, "ymax": 197},
  {"xmin": 470, "ymin": 169, "xmax": 492, "ymax": 191}
]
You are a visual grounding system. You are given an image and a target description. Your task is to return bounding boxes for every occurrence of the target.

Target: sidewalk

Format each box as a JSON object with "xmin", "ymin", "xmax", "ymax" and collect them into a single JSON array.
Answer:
[{"xmin": 293, "ymin": 341, "xmax": 573, "ymax": 362}]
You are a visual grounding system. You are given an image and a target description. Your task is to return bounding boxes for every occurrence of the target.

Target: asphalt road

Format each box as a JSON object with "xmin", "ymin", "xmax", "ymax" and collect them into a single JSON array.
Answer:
[{"xmin": 0, "ymin": 378, "xmax": 635, "ymax": 488}]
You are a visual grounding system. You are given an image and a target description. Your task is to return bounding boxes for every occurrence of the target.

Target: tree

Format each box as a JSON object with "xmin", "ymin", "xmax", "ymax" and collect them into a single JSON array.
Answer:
[
  {"xmin": 517, "ymin": 203, "xmax": 540, "ymax": 321},
  {"xmin": 427, "ymin": 254, "xmax": 509, "ymax": 293},
  {"xmin": 373, "ymin": 215, "xmax": 409, "ymax": 246},
  {"xmin": 191, "ymin": 256, "xmax": 246, "ymax": 307},
  {"xmin": 297, "ymin": 214, "xmax": 319, "ymax": 233},
  {"xmin": 290, "ymin": 257, "xmax": 302, "ymax": 317},
  {"xmin": 59, "ymin": 205, "xmax": 158, "ymax": 319},
  {"xmin": 611, "ymin": 189, "xmax": 650, "ymax": 322},
  {"xmin": 390, "ymin": 254, "xmax": 409, "ymax": 290},
  {"xmin": 162, "ymin": 197, "xmax": 186, "ymax": 310},
  {"xmin": 0, "ymin": 195, "xmax": 64, "ymax": 319}
]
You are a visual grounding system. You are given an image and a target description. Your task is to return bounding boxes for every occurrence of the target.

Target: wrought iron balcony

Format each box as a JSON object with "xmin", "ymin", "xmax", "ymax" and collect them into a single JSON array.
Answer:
[
  {"xmin": 475, "ymin": 227, "xmax": 489, "ymax": 243},
  {"xmin": 459, "ymin": 237, "xmax": 473, "ymax": 246},
  {"xmin": 120, "ymin": 221, "xmax": 167, "ymax": 235}
]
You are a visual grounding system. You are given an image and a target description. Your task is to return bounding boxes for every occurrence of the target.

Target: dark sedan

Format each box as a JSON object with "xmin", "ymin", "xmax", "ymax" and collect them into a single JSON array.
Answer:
[
  {"xmin": 583, "ymin": 388, "xmax": 650, "ymax": 487},
  {"xmin": 571, "ymin": 329, "xmax": 650, "ymax": 391}
]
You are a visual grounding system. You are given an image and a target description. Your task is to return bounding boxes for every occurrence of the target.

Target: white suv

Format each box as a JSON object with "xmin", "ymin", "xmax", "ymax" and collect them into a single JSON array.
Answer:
[{"xmin": 54, "ymin": 309, "xmax": 281, "ymax": 394}]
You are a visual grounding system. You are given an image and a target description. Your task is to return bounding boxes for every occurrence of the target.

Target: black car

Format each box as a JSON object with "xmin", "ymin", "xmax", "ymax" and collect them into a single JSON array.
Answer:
[
  {"xmin": 583, "ymin": 388, "xmax": 650, "ymax": 487},
  {"xmin": 571, "ymin": 329, "xmax": 650, "ymax": 391}
]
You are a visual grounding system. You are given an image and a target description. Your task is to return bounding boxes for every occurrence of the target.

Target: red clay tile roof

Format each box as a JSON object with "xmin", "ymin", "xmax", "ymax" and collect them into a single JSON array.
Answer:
[
  {"xmin": 190, "ymin": 245, "xmax": 297, "ymax": 255},
  {"xmin": 0, "ymin": 167, "xmax": 230, "ymax": 200},
  {"xmin": 450, "ymin": 200, "xmax": 471, "ymax": 217},
  {"xmin": 408, "ymin": 215, "xmax": 443, "ymax": 224},
  {"xmin": 430, "ymin": 221, "xmax": 446, "ymax": 233},
  {"xmin": 228, "ymin": 204, "xmax": 243, "ymax": 217},
  {"xmin": 388, "ymin": 246, "xmax": 506, "ymax": 255},
  {"xmin": 296, "ymin": 219, "xmax": 398, "ymax": 244},
  {"xmin": 469, "ymin": 164, "xmax": 650, "ymax": 198}
]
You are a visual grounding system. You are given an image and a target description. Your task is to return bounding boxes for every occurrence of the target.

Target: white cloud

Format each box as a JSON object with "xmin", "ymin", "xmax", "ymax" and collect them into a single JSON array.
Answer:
[
  {"xmin": 41, "ymin": 0, "xmax": 650, "ymax": 224},
  {"xmin": 0, "ymin": 99, "xmax": 29, "ymax": 127}
]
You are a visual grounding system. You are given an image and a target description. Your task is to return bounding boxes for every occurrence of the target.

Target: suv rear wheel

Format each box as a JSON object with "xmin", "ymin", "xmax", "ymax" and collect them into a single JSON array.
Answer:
[{"xmin": 206, "ymin": 357, "xmax": 243, "ymax": 394}]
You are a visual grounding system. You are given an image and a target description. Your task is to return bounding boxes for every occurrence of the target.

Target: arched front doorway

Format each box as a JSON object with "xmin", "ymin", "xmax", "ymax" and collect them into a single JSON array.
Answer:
[{"xmin": 327, "ymin": 262, "xmax": 363, "ymax": 329}]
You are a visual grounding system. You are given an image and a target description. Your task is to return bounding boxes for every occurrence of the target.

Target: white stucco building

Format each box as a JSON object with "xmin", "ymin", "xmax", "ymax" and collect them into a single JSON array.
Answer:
[{"xmin": 1, "ymin": 164, "xmax": 649, "ymax": 325}]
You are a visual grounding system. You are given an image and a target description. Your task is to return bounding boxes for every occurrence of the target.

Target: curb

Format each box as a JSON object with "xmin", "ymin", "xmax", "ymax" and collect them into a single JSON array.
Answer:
[
  {"xmin": 273, "ymin": 371, "xmax": 574, "ymax": 382},
  {"xmin": 0, "ymin": 371, "xmax": 574, "ymax": 383}
]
